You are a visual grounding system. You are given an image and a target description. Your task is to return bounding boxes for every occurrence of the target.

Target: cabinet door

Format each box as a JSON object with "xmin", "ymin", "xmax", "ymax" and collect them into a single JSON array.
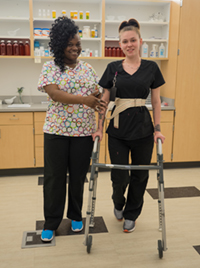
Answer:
[
  {"xmin": 0, "ymin": 125, "xmax": 34, "ymax": 169},
  {"xmin": 172, "ymin": 0, "xmax": 200, "ymax": 162}
]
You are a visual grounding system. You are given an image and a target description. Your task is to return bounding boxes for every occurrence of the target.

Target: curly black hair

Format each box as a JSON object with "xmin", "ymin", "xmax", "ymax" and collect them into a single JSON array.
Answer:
[{"xmin": 49, "ymin": 16, "xmax": 79, "ymax": 72}]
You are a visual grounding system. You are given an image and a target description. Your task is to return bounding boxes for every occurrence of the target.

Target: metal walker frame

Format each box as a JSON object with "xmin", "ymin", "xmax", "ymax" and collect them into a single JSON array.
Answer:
[{"xmin": 84, "ymin": 137, "xmax": 167, "ymax": 258}]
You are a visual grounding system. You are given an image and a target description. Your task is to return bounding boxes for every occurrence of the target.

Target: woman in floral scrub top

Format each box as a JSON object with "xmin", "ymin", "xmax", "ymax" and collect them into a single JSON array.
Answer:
[{"xmin": 38, "ymin": 17, "xmax": 107, "ymax": 242}]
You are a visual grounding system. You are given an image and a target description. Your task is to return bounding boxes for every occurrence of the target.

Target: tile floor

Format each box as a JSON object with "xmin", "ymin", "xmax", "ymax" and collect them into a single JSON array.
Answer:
[{"xmin": 0, "ymin": 168, "xmax": 200, "ymax": 268}]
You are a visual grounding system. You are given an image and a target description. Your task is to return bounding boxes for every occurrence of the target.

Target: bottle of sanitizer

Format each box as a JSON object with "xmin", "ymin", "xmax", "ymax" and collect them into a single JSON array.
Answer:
[
  {"xmin": 159, "ymin": 43, "xmax": 165, "ymax": 58},
  {"xmin": 141, "ymin": 42, "xmax": 148, "ymax": 58},
  {"xmin": 150, "ymin": 44, "xmax": 157, "ymax": 58}
]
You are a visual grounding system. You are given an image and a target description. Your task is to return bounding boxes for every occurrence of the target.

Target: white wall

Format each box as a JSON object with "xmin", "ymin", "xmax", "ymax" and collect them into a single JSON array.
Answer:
[{"xmin": 0, "ymin": 58, "xmax": 113, "ymax": 97}]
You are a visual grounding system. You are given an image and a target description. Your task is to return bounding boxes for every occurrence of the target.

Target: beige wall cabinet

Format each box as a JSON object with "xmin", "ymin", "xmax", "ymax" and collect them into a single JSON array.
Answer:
[
  {"xmin": 34, "ymin": 112, "xmax": 46, "ymax": 167},
  {"xmin": 0, "ymin": 112, "xmax": 34, "ymax": 169},
  {"xmin": 171, "ymin": 0, "xmax": 200, "ymax": 162}
]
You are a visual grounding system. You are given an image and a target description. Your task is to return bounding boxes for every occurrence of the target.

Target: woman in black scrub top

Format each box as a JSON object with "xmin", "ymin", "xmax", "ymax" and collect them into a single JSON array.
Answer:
[{"xmin": 93, "ymin": 19, "xmax": 165, "ymax": 233}]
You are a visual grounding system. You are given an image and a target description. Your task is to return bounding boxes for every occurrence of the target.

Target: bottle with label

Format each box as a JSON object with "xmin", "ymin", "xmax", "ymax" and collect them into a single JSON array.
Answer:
[
  {"xmin": 159, "ymin": 43, "xmax": 165, "ymax": 58},
  {"xmin": 79, "ymin": 30, "xmax": 82, "ymax": 38},
  {"xmin": 0, "ymin": 40, "xmax": 6, "ymax": 55},
  {"xmin": 91, "ymin": 29, "xmax": 95, "ymax": 38},
  {"xmin": 52, "ymin": 10, "xmax": 56, "ymax": 19},
  {"xmin": 94, "ymin": 50, "xmax": 98, "ymax": 57},
  {"xmin": 79, "ymin": 11, "xmax": 83, "ymax": 19},
  {"xmin": 13, "ymin": 41, "xmax": 19, "ymax": 55},
  {"xmin": 42, "ymin": 9, "xmax": 46, "ymax": 18},
  {"xmin": 6, "ymin": 40, "xmax": 12, "ymax": 55},
  {"xmin": 108, "ymin": 47, "xmax": 112, "ymax": 57},
  {"xmin": 73, "ymin": 10, "xmax": 78, "ymax": 19},
  {"xmin": 38, "ymin": 9, "xmax": 42, "ymax": 17},
  {"xmin": 116, "ymin": 47, "xmax": 120, "ymax": 57},
  {"xmin": 150, "ymin": 44, "xmax": 156, "ymax": 58},
  {"xmin": 83, "ymin": 26, "xmax": 90, "ymax": 38},
  {"xmin": 94, "ymin": 24, "xmax": 98, "ymax": 38},
  {"xmin": 86, "ymin": 11, "xmax": 90, "ymax": 20},
  {"xmin": 24, "ymin": 41, "xmax": 30, "ymax": 56},
  {"xmin": 19, "ymin": 41, "xmax": 24, "ymax": 55},
  {"xmin": 141, "ymin": 42, "xmax": 148, "ymax": 58},
  {"xmin": 105, "ymin": 47, "xmax": 108, "ymax": 57},
  {"xmin": 62, "ymin": 10, "xmax": 66, "ymax": 16},
  {"xmin": 47, "ymin": 10, "xmax": 50, "ymax": 18}
]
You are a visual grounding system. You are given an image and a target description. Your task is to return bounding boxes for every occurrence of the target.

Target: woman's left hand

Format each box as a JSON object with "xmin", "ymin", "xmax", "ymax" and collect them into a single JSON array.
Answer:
[{"xmin": 154, "ymin": 131, "xmax": 165, "ymax": 144}]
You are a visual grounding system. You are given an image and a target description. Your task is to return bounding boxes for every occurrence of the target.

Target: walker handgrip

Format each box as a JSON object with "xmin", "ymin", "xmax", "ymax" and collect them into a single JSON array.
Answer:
[
  {"xmin": 93, "ymin": 136, "xmax": 100, "ymax": 153},
  {"xmin": 157, "ymin": 138, "xmax": 162, "ymax": 155}
]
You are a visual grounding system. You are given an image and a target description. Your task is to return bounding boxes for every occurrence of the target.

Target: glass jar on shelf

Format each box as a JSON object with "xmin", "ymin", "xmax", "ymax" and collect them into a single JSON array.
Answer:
[
  {"xmin": 19, "ymin": 41, "xmax": 24, "ymax": 56},
  {"xmin": 13, "ymin": 41, "xmax": 19, "ymax": 56},
  {"xmin": 25, "ymin": 41, "xmax": 30, "ymax": 56},
  {"xmin": 6, "ymin": 40, "xmax": 12, "ymax": 55},
  {"xmin": 0, "ymin": 40, "xmax": 6, "ymax": 55}
]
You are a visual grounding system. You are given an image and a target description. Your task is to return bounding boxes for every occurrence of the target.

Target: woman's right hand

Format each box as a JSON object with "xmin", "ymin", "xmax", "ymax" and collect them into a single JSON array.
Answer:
[
  {"xmin": 92, "ymin": 129, "xmax": 103, "ymax": 142},
  {"xmin": 83, "ymin": 90, "xmax": 107, "ymax": 111}
]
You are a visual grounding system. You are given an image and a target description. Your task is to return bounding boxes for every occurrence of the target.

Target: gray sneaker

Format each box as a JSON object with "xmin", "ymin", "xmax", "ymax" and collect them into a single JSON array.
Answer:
[
  {"xmin": 114, "ymin": 208, "xmax": 123, "ymax": 221},
  {"xmin": 123, "ymin": 220, "xmax": 135, "ymax": 233}
]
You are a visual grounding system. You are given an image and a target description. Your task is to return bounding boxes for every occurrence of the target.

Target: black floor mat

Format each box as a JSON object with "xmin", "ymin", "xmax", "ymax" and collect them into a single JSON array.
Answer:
[
  {"xmin": 36, "ymin": 217, "xmax": 108, "ymax": 236},
  {"xmin": 146, "ymin": 186, "xmax": 200, "ymax": 199},
  {"xmin": 193, "ymin": 245, "xmax": 200, "ymax": 255}
]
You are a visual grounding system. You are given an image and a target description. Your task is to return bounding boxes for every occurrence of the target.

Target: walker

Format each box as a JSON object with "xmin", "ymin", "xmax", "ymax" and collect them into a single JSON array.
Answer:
[{"xmin": 83, "ymin": 136, "xmax": 167, "ymax": 259}]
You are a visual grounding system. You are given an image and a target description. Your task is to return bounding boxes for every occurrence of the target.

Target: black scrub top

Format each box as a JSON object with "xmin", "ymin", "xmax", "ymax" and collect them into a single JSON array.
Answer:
[{"xmin": 99, "ymin": 59, "xmax": 165, "ymax": 141}]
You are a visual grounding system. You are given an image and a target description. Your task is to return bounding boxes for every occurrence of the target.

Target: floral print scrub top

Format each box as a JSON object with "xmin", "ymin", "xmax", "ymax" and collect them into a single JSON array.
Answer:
[{"xmin": 38, "ymin": 60, "xmax": 102, "ymax": 137}]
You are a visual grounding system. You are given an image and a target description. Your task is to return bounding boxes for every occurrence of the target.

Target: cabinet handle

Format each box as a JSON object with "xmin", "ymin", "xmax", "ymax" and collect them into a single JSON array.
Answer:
[{"xmin": 9, "ymin": 118, "xmax": 19, "ymax": 120}]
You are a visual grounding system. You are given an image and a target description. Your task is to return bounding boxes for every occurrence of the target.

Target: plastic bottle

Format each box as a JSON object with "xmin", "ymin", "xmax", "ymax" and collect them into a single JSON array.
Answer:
[
  {"xmin": 62, "ymin": 10, "xmax": 66, "ymax": 17},
  {"xmin": 86, "ymin": 11, "xmax": 90, "ymax": 20},
  {"xmin": 94, "ymin": 24, "xmax": 98, "ymax": 38},
  {"xmin": 79, "ymin": 30, "xmax": 82, "ymax": 38},
  {"xmin": 150, "ymin": 44, "xmax": 156, "ymax": 58},
  {"xmin": 0, "ymin": 40, "xmax": 6, "ymax": 55},
  {"xmin": 159, "ymin": 43, "xmax": 165, "ymax": 58},
  {"xmin": 73, "ymin": 10, "xmax": 78, "ymax": 19},
  {"xmin": 38, "ymin": 9, "xmax": 42, "ymax": 17},
  {"xmin": 141, "ymin": 42, "xmax": 148, "ymax": 58},
  {"xmin": 6, "ymin": 40, "xmax": 12, "ymax": 55},
  {"xmin": 83, "ymin": 26, "xmax": 90, "ymax": 38},
  {"xmin": 94, "ymin": 50, "xmax": 98, "ymax": 57},
  {"xmin": 13, "ymin": 40, "xmax": 19, "ymax": 55},
  {"xmin": 47, "ymin": 9, "xmax": 50, "ymax": 18},
  {"xmin": 19, "ymin": 41, "xmax": 24, "ymax": 55},
  {"xmin": 79, "ymin": 11, "xmax": 83, "ymax": 19},
  {"xmin": 42, "ymin": 9, "xmax": 46, "ymax": 18},
  {"xmin": 52, "ymin": 10, "xmax": 56, "ymax": 19},
  {"xmin": 25, "ymin": 41, "xmax": 30, "ymax": 56}
]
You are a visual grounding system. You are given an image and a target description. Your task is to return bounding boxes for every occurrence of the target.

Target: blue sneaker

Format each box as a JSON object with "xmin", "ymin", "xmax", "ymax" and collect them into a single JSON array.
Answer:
[
  {"xmin": 41, "ymin": 229, "xmax": 54, "ymax": 242},
  {"xmin": 71, "ymin": 220, "xmax": 83, "ymax": 232}
]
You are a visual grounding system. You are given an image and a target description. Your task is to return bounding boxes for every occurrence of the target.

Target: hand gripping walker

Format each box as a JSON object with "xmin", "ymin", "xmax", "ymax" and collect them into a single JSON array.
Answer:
[{"xmin": 84, "ymin": 136, "xmax": 167, "ymax": 258}]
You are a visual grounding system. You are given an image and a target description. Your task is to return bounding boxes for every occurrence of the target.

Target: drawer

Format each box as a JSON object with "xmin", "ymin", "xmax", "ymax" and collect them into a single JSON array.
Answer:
[
  {"xmin": 35, "ymin": 122, "xmax": 44, "ymax": 135},
  {"xmin": 0, "ymin": 112, "xmax": 33, "ymax": 125},
  {"xmin": 34, "ymin": 112, "xmax": 46, "ymax": 122},
  {"xmin": 35, "ymin": 134, "xmax": 44, "ymax": 147}
]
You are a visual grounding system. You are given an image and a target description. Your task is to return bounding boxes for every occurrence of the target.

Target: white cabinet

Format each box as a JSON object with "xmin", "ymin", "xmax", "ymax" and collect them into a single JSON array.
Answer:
[
  {"xmin": 0, "ymin": 0, "xmax": 30, "ymax": 39},
  {"xmin": 32, "ymin": 0, "xmax": 103, "ymax": 58},
  {"xmin": 0, "ymin": 0, "xmax": 171, "ymax": 60},
  {"xmin": 105, "ymin": 0, "xmax": 170, "ymax": 59}
]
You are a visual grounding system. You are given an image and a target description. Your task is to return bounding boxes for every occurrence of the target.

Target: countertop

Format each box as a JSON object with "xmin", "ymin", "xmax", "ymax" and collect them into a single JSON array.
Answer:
[{"xmin": 0, "ymin": 103, "xmax": 175, "ymax": 112}]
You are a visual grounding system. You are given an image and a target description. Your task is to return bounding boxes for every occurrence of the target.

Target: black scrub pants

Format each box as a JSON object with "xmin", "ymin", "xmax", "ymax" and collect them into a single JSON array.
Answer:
[
  {"xmin": 43, "ymin": 133, "xmax": 93, "ymax": 230},
  {"xmin": 108, "ymin": 135, "xmax": 154, "ymax": 221}
]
